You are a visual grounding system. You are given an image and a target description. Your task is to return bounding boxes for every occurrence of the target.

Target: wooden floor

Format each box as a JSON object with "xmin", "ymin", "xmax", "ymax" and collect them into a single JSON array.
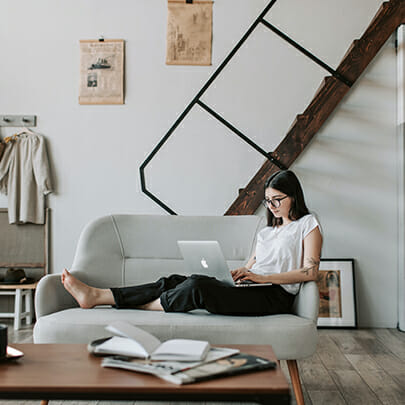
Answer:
[{"xmin": 1, "ymin": 322, "xmax": 405, "ymax": 405}]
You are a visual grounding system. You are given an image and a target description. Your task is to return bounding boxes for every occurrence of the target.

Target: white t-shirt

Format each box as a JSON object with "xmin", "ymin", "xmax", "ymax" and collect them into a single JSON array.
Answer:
[{"xmin": 250, "ymin": 214, "xmax": 321, "ymax": 295}]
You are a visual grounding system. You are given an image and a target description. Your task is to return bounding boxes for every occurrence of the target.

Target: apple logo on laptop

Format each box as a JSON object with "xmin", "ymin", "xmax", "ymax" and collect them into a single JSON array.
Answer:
[{"xmin": 201, "ymin": 258, "xmax": 209, "ymax": 268}]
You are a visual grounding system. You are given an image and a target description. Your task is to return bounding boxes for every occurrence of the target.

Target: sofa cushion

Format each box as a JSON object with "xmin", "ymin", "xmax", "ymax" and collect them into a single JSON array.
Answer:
[{"xmin": 33, "ymin": 307, "xmax": 317, "ymax": 360}]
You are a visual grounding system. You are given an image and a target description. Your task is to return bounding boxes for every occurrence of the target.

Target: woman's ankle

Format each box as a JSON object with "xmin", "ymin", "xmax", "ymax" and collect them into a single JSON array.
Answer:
[
  {"xmin": 95, "ymin": 288, "xmax": 115, "ymax": 306},
  {"xmin": 138, "ymin": 298, "xmax": 164, "ymax": 311}
]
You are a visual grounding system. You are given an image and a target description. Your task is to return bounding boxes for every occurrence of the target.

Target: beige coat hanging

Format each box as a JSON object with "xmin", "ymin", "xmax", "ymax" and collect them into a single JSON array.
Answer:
[
  {"xmin": 166, "ymin": 0, "xmax": 213, "ymax": 66},
  {"xmin": 0, "ymin": 134, "xmax": 52, "ymax": 224}
]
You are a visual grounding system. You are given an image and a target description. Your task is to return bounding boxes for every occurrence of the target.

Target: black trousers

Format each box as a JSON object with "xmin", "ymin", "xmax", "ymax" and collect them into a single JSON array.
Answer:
[{"xmin": 111, "ymin": 274, "xmax": 295, "ymax": 316}]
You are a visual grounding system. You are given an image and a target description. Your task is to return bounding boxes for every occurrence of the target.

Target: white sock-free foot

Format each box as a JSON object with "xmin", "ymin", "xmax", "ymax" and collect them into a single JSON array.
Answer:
[{"xmin": 61, "ymin": 268, "xmax": 99, "ymax": 309}]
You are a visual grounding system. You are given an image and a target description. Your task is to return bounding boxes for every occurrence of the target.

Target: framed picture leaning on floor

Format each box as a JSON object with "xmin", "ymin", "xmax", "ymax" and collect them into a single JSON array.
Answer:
[{"xmin": 316, "ymin": 259, "xmax": 357, "ymax": 328}]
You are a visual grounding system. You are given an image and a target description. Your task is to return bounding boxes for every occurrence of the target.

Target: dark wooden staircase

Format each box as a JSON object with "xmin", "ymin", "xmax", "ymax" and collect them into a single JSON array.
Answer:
[{"xmin": 225, "ymin": 0, "xmax": 405, "ymax": 215}]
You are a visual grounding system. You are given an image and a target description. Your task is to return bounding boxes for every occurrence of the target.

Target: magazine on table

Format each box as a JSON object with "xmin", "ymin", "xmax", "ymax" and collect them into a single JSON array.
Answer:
[
  {"xmin": 88, "ymin": 321, "xmax": 210, "ymax": 361},
  {"xmin": 160, "ymin": 352, "xmax": 277, "ymax": 385},
  {"xmin": 101, "ymin": 346, "xmax": 240, "ymax": 377}
]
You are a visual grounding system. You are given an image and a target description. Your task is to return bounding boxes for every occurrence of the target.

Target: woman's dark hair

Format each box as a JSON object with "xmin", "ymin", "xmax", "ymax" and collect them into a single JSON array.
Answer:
[{"xmin": 264, "ymin": 170, "xmax": 310, "ymax": 227}]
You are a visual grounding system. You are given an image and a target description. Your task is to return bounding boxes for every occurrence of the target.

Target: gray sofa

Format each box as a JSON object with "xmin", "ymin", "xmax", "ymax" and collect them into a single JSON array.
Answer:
[{"xmin": 34, "ymin": 214, "xmax": 319, "ymax": 405}]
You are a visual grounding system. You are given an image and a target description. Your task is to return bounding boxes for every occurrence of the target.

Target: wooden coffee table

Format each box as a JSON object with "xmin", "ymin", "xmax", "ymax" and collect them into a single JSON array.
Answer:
[{"xmin": 0, "ymin": 344, "xmax": 290, "ymax": 404}]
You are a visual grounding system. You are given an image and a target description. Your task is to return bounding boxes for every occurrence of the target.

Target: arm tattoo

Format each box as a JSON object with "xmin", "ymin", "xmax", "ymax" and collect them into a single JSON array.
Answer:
[{"xmin": 301, "ymin": 257, "xmax": 320, "ymax": 277}]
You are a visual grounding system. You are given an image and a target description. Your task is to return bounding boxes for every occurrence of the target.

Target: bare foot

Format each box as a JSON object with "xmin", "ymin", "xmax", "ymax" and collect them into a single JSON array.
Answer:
[
  {"xmin": 61, "ymin": 268, "xmax": 104, "ymax": 309},
  {"xmin": 61, "ymin": 269, "xmax": 159, "ymax": 311}
]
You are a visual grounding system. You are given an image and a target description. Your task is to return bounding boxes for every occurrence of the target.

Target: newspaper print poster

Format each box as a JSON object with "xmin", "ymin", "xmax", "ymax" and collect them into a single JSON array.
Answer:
[
  {"xmin": 79, "ymin": 40, "xmax": 124, "ymax": 104},
  {"xmin": 166, "ymin": 0, "xmax": 213, "ymax": 66},
  {"xmin": 317, "ymin": 270, "xmax": 342, "ymax": 318}
]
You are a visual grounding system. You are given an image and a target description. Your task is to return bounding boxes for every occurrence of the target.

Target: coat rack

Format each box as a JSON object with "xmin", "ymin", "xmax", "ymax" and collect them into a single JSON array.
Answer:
[{"xmin": 0, "ymin": 115, "xmax": 37, "ymax": 127}]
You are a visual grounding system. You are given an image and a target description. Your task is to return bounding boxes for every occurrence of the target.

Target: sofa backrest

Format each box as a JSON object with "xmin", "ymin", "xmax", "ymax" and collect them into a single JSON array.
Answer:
[
  {"xmin": 70, "ymin": 214, "xmax": 319, "ymax": 320},
  {"xmin": 71, "ymin": 214, "xmax": 266, "ymax": 289}
]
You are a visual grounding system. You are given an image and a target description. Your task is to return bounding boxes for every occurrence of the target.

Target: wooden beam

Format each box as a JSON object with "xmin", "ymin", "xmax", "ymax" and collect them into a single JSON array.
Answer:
[
  {"xmin": 272, "ymin": 77, "xmax": 350, "ymax": 168},
  {"xmin": 225, "ymin": 0, "xmax": 405, "ymax": 216},
  {"xmin": 225, "ymin": 77, "xmax": 350, "ymax": 215},
  {"xmin": 337, "ymin": 0, "xmax": 405, "ymax": 84}
]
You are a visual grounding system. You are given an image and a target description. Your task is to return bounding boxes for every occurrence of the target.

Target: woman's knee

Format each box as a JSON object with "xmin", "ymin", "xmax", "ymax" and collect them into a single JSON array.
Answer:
[
  {"xmin": 186, "ymin": 275, "xmax": 217, "ymax": 290},
  {"xmin": 166, "ymin": 274, "xmax": 188, "ymax": 283},
  {"xmin": 156, "ymin": 274, "xmax": 187, "ymax": 290}
]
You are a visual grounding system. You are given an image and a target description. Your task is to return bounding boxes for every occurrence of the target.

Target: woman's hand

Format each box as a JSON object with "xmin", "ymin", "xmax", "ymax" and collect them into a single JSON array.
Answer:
[
  {"xmin": 230, "ymin": 267, "xmax": 250, "ymax": 281},
  {"xmin": 231, "ymin": 268, "xmax": 272, "ymax": 284},
  {"xmin": 240, "ymin": 272, "xmax": 271, "ymax": 284}
]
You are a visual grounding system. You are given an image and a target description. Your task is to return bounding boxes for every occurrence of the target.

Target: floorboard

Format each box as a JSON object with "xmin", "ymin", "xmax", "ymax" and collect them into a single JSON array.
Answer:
[
  {"xmin": 327, "ymin": 330, "xmax": 368, "ymax": 355},
  {"xmin": 346, "ymin": 354, "xmax": 405, "ymax": 405},
  {"xmin": 372, "ymin": 353, "xmax": 405, "ymax": 387},
  {"xmin": 299, "ymin": 354, "xmax": 336, "ymax": 392},
  {"xmin": 329, "ymin": 369, "xmax": 380, "ymax": 404},
  {"xmin": 372, "ymin": 329, "xmax": 405, "ymax": 360},
  {"xmin": 315, "ymin": 334, "xmax": 354, "ymax": 371},
  {"xmin": 307, "ymin": 390, "xmax": 346, "ymax": 405}
]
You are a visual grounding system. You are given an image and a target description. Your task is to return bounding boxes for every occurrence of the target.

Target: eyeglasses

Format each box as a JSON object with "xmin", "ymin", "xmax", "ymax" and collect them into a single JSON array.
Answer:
[{"xmin": 262, "ymin": 196, "xmax": 288, "ymax": 209}]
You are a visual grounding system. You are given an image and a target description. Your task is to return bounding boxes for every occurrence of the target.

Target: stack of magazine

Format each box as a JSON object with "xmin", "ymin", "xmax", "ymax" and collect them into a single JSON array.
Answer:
[{"xmin": 89, "ymin": 321, "xmax": 277, "ymax": 385}]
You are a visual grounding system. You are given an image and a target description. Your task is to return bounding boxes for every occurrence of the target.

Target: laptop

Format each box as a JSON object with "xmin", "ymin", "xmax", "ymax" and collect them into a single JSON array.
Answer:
[{"xmin": 177, "ymin": 240, "xmax": 272, "ymax": 287}]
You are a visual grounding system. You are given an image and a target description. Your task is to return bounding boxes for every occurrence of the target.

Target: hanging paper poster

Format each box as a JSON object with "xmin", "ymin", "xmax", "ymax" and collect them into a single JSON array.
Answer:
[
  {"xmin": 79, "ymin": 39, "xmax": 125, "ymax": 105},
  {"xmin": 166, "ymin": 0, "xmax": 213, "ymax": 66}
]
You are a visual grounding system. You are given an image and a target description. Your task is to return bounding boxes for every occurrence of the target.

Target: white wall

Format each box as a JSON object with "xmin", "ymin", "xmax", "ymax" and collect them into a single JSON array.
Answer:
[
  {"xmin": 0, "ymin": 0, "xmax": 397, "ymax": 327},
  {"xmin": 293, "ymin": 39, "xmax": 398, "ymax": 328}
]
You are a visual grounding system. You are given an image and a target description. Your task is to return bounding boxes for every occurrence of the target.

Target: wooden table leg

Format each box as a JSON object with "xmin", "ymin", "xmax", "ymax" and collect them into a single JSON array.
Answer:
[{"xmin": 287, "ymin": 359, "xmax": 305, "ymax": 405}]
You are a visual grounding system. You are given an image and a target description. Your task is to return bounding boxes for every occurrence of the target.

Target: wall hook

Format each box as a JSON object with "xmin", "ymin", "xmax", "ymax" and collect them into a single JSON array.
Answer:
[{"xmin": 0, "ymin": 115, "xmax": 37, "ymax": 127}]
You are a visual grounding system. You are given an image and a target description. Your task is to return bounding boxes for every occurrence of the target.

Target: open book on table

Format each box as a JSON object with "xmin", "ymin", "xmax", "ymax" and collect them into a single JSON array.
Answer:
[
  {"xmin": 88, "ymin": 321, "xmax": 211, "ymax": 361},
  {"xmin": 101, "ymin": 346, "xmax": 240, "ymax": 377}
]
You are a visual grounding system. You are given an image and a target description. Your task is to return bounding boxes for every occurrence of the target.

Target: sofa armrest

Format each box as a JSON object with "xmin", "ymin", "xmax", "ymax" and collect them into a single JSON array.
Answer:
[
  {"xmin": 291, "ymin": 281, "xmax": 320, "ymax": 322},
  {"xmin": 35, "ymin": 274, "xmax": 78, "ymax": 319}
]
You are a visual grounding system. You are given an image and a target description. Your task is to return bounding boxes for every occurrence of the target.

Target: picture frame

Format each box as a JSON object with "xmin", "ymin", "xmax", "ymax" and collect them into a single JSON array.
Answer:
[
  {"xmin": 166, "ymin": 0, "xmax": 213, "ymax": 66},
  {"xmin": 316, "ymin": 258, "xmax": 357, "ymax": 328},
  {"xmin": 79, "ymin": 39, "xmax": 125, "ymax": 105}
]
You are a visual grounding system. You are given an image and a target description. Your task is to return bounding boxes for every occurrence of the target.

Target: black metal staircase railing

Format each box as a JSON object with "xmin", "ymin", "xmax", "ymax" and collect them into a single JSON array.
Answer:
[{"xmin": 139, "ymin": 0, "xmax": 352, "ymax": 215}]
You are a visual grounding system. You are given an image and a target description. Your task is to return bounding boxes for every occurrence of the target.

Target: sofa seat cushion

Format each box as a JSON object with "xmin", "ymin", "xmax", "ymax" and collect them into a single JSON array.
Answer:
[{"xmin": 33, "ymin": 307, "xmax": 317, "ymax": 360}]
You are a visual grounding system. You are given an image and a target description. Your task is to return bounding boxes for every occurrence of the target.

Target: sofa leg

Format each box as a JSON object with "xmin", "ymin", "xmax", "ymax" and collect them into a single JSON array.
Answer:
[
  {"xmin": 40, "ymin": 400, "xmax": 49, "ymax": 405},
  {"xmin": 287, "ymin": 359, "xmax": 305, "ymax": 405}
]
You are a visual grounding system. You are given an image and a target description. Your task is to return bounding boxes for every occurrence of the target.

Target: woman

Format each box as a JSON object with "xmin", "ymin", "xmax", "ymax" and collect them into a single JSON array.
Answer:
[{"xmin": 62, "ymin": 170, "xmax": 322, "ymax": 316}]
